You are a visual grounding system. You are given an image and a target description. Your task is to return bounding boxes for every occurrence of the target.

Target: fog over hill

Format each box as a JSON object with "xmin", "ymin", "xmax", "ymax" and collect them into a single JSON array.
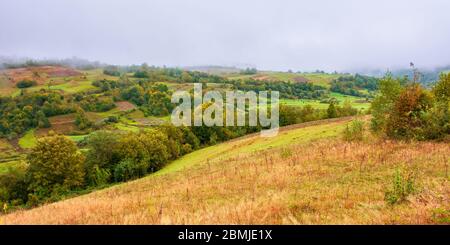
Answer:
[{"xmin": 1, "ymin": 0, "xmax": 450, "ymax": 71}]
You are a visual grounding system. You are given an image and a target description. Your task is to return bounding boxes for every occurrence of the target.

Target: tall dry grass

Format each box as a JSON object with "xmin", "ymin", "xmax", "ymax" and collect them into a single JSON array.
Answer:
[{"xmin": 1, "ymin": 136, "xmax": 449, "ymax": 224}]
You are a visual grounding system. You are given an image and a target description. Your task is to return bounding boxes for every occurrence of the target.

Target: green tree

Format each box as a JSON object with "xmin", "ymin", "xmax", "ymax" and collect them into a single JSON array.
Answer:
[
  {"xmin": 26, "ymin": 135, "xmax": 85, "ymax": 198},
  {"xmin": 84, "ymin": 131, "xmax": 121, "ymax": 184},
  {"xmin": 327, "ymin": 102, "xmax": 337, "ymax": 118},
  {"xmin": 370, "ymin": 74, "xmax": 403, "ymax": 132},
  {"xmin": 75, "ymin": 107, "xmax": 92, "ymax": 130},
  {"xmin": 36, "ymin": 110, "xmax": 50, "ymax": 128},
  {"xmin": 343, "ymin": 119, "xmax": 365, "ymax": 141},
  {"xmin": 16, "ymin": 79, "xmax": 37, "ymax": 88},
  {"xmin": 433, "ymin": 73, "xmax": 450, "ymax": 104},
  {"xmin": 118, "ymin": 129, "xmax": 170, "ymax": 173},
  {"xmin": 422, "ymin": 73, "xmax": 450, "ymax": 139}
]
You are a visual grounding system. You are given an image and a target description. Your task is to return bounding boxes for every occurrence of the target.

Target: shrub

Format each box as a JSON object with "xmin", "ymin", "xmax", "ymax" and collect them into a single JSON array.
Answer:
[
  {"xmin": 370, "ymin": 73, "xmax": 449, "ymax": 140},
  {"xmin": 75, "ymin": 108, "xmax": 92, "ymax": 130},
  {"xmin": 420, "ymin": 105, "xmax": 450, "ymax": 140},
  {"xmin": 106, "ymin": 116, "xmax": 119, "ymax": 123},
  {"xmin": 133, "ymin": 71, "xmax": 149, "ymax": 78},
  {"xmin": 385, "ymin": 169, "xmax": 417, "ymax": 205},
  {"xmin": 89, "ymin": 165, "xmax": 111, "ymax": 186},
  {"xmin": 421, "ymin": 73, "xmax": 450, "ymax": 140},
  {"xmin": 327, "ymin": 102, "xmax": 338, "ymax": 118},
  {"xmin": 113, "ymin": 158, "xmax": 147, "ymax": 182},
  {"xmin": 0, "ymin": 167, "xmax": 28, "ymax": 205},
  {"xmin": 79, "ymin": 95, "xmax": 116, "ymax": 112},
  {"xmin": 16, "ymin": 80, "xmax": 37, "ymax": 88},
  {"xmin": 336, "ymin": 100, "xmax": 358, "ymax": 117},
  {"xmin": 370, "ymin": 75, "xmax": 402, "ymax": 133},
  {"xmin": 343, "ymin": 119, "xmax": 365, "ymax": 141},
  {"xmin": 433, "ymin": 73, "xmax": 450, "ymax": 104},
  {"xmin": 385, "ymin": 84, "xmax": 433, "ymax": 139},
  {"xmin": 181, "ymin": 143, "xmax": 193, "ymax": 154}
]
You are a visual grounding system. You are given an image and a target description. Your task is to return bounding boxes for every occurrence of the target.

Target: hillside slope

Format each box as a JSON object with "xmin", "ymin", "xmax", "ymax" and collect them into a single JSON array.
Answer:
[{"xmin": 1, "ymin": 117, "xmax": 449, "ymax": 224}]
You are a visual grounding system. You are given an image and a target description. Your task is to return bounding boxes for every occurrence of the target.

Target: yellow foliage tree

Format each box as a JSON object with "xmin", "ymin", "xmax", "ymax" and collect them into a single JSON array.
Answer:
[{"xmin": 27, "ymin": 135, "xmax": 85, "ymax": 197}]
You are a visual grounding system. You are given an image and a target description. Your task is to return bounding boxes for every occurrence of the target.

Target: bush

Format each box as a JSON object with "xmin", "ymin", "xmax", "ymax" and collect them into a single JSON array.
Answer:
[
  {"xmin": 0, "ymin": 167, "xmax": 28, "ymax": 205},
  {"xmin": 370, "ymin": 75, "xmax": 402, "ymax": 133},
  {"xmin": 75, "ymin": 108, "xmax": 92, "ymax": 130},
  {"xmin": 181, "ymin": 143, "xmax": 193, "ymax": 154},
  {"xmin": 421, "ymin": 73, "xmax": 450, "ymax": 140},
  {"xmin": 106, "ymin": 116, "xmax": 119, "ymax": 123},
  {"xmin": 385, "ymin": 84, "xmax": 433, "ymax": 139},
  {"xmin": 327, "ymin": 102, "xmax": 337, "ymax": 118},
  {"xmin": 113, "ymin": 158, "xmax": 147, "ymax": 182},
  {"xmin": 336, "ymin": 100, "xmax": 358, "ymax": 117},
  {"xmin": 89, "ymin": 165, "xmax": 111, "ymax": 186},
  {"xmin": 420, "ymin": 105, "xmax": 450, "ymax": 140},
  {"xmin": 16, "ymin": 80, "xmax": 37, "ymax": 88},
  {"xmin": 343, "ymin": 119, "xmax": 365, "ymax": 141},
  {"xmin": 133, "ymin": 71, "xmax": 149, "ymax": 78},
  {"xmin": 385, "ymin": 169, "xmax": 417, "ymax": 205},
  {"xmin": 371, "ymin": 72, "xmax": 450, "ymax": 140}
]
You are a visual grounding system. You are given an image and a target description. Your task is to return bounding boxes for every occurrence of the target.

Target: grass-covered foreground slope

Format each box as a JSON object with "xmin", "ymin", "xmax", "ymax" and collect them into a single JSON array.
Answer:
[{"xmin": 1, "ymin": 117, "xmax": 449, "ymax": 224}]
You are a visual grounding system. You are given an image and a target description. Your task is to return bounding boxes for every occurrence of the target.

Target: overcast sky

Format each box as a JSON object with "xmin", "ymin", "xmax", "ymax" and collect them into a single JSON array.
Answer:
[{"xmin": 0, "ymin": 0, "xmax": 449, "ymax": 71}]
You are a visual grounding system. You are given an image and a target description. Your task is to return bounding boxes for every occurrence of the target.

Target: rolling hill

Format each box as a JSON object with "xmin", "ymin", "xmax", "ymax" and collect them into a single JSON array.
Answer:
[
  {"xmin": 2, "ymin": 116, "xmax": 448, "ymax": 224},
  {"xmin": 0, "ymin": 66, "xmax": 117, "ymax": 96},
  {"xmin": 224, "ymin": 71, "xmax": 341, "ymax": 88}
]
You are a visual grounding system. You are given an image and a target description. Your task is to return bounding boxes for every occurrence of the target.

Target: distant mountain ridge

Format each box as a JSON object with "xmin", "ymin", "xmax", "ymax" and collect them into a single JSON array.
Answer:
[{"xmin": 352, "ymin": 65, "xmax": 450, "ymax": 86}]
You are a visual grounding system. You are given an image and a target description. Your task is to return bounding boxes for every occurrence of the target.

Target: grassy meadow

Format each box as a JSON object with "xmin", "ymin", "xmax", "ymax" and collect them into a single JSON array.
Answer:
[
  {"xmin": 281, "ymin": 93, "xmax": 371, "ymax": 111},
  {"xmin": 2, "ymin": 117, "xmax": 448, "ymax": 224},
  {"xmin": 225, "ymin": 71, "xmax": 340, "ymax": 88},
  {"xmin": 0, "ymin": 67, "xmax": 118, "ymax": 97}
]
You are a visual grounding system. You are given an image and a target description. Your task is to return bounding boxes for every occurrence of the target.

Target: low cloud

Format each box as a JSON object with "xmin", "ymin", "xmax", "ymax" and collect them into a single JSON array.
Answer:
[{"xmin": 0, "ymin": 0, "xmax": 449, "ymax": 71}]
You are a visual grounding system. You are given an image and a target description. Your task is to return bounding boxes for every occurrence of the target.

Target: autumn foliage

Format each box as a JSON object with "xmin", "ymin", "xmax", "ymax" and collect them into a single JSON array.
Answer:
[{"xmin": 372, "ymin": 73, "xmax": 450, "ymax": 140}]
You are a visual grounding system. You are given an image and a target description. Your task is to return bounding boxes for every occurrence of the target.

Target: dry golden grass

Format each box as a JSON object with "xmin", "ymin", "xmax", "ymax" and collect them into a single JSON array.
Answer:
[{"xmin": 1, "ymin": 121, "xmax": 449, "ymax": 224}]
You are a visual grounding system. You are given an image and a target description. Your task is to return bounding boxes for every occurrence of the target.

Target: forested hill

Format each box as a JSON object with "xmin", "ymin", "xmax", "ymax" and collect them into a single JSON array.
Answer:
[{"xmin": 353, "ymin": 65, "xmax": 450, "ymax": 86}]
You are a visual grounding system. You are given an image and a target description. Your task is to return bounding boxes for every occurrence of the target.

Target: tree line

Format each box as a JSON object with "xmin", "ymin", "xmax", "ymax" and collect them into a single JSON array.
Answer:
[{"xmin": 330, "ymin": 74, "xmax": 379, "ymax": 97}]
